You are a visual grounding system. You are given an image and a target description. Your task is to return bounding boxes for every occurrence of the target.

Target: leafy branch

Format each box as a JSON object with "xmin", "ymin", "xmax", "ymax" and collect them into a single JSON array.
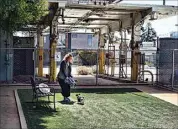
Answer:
[{"xmin": 0, "ymin": 0, "xmax": 48, "ymax": 32}]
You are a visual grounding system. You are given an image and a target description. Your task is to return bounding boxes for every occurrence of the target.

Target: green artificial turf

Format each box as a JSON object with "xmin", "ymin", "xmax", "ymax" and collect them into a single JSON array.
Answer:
[{"xmin": 18, "ymin": 88, "xmax": 178, "ymax": 129}]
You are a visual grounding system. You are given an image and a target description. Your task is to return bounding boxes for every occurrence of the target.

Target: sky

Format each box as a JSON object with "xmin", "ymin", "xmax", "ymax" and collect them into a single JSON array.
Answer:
[{"xmin": 121, "ymin": 0, "xmax": 178, "ymax": 36}]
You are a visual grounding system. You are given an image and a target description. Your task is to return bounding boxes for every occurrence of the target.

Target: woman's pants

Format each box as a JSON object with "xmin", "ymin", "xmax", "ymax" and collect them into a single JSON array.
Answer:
[{"xmin": 58, "ymin": 79, "xmax": 71, "ymax": 97}]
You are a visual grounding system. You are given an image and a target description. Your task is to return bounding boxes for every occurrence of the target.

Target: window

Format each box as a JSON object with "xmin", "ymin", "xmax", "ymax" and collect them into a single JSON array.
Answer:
[{"xmin": 88, "ymin": 35, "xmax": 92, "ymax": 47}]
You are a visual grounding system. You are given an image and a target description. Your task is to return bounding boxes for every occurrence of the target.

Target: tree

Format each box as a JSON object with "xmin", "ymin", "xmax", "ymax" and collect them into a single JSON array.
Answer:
[
  {"xmin": 0, "ymin": 0, "xmax": 48, "ymax": 32},
  {"xmin": 141, "ymin": 22, "xmax": 157, "ymax": 43}
]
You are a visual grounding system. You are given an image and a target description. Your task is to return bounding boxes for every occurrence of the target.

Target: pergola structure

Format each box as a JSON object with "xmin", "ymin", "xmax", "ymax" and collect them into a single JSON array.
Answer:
[{"xmin": 34, "ymin": 1, "xmax": 178, "ymax": 82}]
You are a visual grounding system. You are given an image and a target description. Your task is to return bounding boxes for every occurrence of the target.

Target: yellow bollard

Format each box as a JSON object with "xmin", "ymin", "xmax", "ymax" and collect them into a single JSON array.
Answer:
[
  {"xmin": 99, "ymin": 49, "xmax": 105, "ymax": 74},
  {"xmin": 50, "ymin": 42, "xmax": 57, "ymax": 82},
  {"xmin": 110, "ymin": 58, "xmax": 116, "ymax": 76},
  {"xmin": 38, "ymin": 47, "xmax": 43, "ymax": 77},
  {"xmin": 131, "ymin": 49, "xmax": 140, "ymax": 81},
  {"xmin": 37, "ymin": 33, "xmax": 44, "ymax": 77}
]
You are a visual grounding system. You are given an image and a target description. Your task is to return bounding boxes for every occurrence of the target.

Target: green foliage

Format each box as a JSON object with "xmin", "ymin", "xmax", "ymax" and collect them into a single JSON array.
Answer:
[
  {"xmin": 0, "ymin": 0, "xmax": 48, "ymax": 32},
  {"xmin": 141, "ymin": 22, "xmax": 157, "ymax": 42},
  {"xmin": 78, "ymin": 51, "xmax": 97, "ymax": 65}
]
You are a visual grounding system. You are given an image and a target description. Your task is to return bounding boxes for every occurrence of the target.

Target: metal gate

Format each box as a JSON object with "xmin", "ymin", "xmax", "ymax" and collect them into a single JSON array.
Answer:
[
  {"xmin": 157, "ymin": 38, "xmax": 178, "ymax": 90},
  {"xmin": 13, "ymin": 49, "xmax": 34, "ymax": 76}
]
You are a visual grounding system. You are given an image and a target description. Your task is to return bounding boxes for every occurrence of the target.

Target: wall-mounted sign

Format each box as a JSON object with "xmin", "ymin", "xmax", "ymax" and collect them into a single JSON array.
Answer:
[{"xmin": 55, "ymin": 52, "xmax": 61, "ymax": 61}]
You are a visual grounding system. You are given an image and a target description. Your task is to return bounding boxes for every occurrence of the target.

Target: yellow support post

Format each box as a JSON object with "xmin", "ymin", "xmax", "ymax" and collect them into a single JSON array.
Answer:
[
  {"xmin": 38, "ymin": 47, "xmax": 43, "ymax": 76},
  {"xmin": 49, "ymin": 21, "xmax": 58, "ymax": 82},
  {"xmin": 50, "ymin": 40, "xmax": 57, "ymax": 82},
  {"xmin": 38, "ymin": 33, "xmax": 44, "ymax": 77},
  {"xmin": 99, "ymin": 49, "xmax": 105, "ymax": 74},
  {"xmin": 130, "ymin": 13, "xmax": 139, "ymax": 81},
  {"xmin": 131, "ymin": 51, "xmax": 139, "ymax": 81}
]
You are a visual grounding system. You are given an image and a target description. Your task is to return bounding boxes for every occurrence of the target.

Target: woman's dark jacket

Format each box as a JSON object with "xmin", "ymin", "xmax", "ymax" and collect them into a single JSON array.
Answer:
[{"xmin": 57, "ymin": 60, "xmax": 72, "ymax": 80}]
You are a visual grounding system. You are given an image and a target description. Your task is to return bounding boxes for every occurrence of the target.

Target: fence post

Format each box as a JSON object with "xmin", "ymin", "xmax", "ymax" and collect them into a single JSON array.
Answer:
[
  {"xmin": 96, "ymin": 49, "xmax": 99, "ymax": 86},
  {"xmin": 156, "ymin": 48, "xmax": 159, "ymax": 84},
  {"xmin": 33, "ymin": 48, "xmax": 36, "ymax": 80},
  {"xmin": 171, "ymin": 49, "xmax": 175, "ymax": 89}
]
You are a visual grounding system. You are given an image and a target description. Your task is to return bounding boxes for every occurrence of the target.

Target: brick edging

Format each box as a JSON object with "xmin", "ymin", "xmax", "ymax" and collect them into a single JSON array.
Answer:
[{"xmin": 14, "ymin": 90, "xmax": 28, "ymax": 129}]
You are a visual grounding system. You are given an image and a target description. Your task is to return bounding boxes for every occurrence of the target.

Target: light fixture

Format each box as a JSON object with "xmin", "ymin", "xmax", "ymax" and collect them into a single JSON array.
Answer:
[
  {"xmin": 59, "ymin": 8, "xmax": 64, "ymax": 16},
  {"xmin": 149, "ymin": 11, "xmax": 158, "ymax": 21},
  {"xmin": 62, "ymin": 19, "xmax": 65, "ymax": 24},
  {"xmin": 127, "ymin": 28, "xmax": 132, "ymax": 35}
]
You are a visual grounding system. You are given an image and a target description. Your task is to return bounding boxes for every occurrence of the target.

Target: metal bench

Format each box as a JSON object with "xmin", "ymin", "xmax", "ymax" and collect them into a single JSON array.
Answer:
[{"xmin": 30, "ymin": 77, "xmax": 56, "ymax": 110}]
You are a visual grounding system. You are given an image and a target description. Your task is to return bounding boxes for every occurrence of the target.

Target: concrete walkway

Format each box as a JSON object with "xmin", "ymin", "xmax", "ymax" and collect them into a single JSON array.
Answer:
[
  {"xmin": 136, "ymin": 86, "xmax": 178, "ymax": 106},
  {"xmin": 0, "ymin": 86, "xmax": 20, "ymax": 129},
  {"xmin": 0, "ymin": 85, "xmax": 177, "ymax": 129}
]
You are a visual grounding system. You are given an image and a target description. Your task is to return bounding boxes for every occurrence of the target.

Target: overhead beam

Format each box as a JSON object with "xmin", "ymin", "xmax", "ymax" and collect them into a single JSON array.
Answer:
[
  {"xmin": 16, "ymin": 27, "xmax": 37, "ymax": 31},
  {"xmin": 58, "ymin": 22, "xmax": 108, "ymax": 26},
  {"xmin": 112, "ymin": 0, "xmax": 123, "ymax": 4},
  {"xmin": 69, "ymin": 11, "xmax": 93, "ymax": 28},
  {"xmin": 65, "ymin": 4, "xmax": 142, "ymax": 13},
  {"xmin": 94, "ymin": 12, "xmax": 129, "ymax": 15},
  {"xmin": 61, "ymin": 17, "xmax": 121, "ymax": 21},
  {"xmin": 56, "ymin": 13, "xmax": 129, "ymax": 17},
  {"xmin": 58, "ymin": 26, "xmax": 103, "ymax": 29},
  {"xmin": 121, "ymin": 8, "xmax": 152, "ymax": 29},
  {"xmin": 83, "ymin": 17, "xmax": 120, "ymax": 21}
]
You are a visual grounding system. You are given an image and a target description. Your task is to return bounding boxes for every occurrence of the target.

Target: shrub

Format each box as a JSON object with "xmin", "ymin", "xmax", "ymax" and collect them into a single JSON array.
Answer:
[
  {"xmin": 92, "ymin": 67, "xmax": 97, "ymax": 74},
  {"xmin": 77, "ymin": 66, "xmax": 93, "ymax": 75},
  {"xmin": 78, "ymin": 51, "xmax": 97, "ymax": 65}
]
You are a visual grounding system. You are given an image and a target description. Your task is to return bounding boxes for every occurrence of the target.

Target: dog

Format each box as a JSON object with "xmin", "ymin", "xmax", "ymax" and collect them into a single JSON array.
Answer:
[{"xmin": 76, "ymin": 94, "xmax": 84, "ymax": 105}]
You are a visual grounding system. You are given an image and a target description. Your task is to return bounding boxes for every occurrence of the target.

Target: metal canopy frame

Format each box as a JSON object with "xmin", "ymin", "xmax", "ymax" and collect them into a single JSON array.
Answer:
[
  {"xmin": 17, "ymin": 3, "xmax": 178, "ymax": 33},
  {"xmin": 51, "ymin": 3, "xmax": 178, "ymax": 32}
]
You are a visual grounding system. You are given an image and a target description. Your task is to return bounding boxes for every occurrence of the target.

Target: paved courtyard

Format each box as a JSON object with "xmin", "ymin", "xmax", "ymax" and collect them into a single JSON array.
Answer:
[{"xmin": 41, "ymin": 65, "xmax": 157, "ymax": 82}]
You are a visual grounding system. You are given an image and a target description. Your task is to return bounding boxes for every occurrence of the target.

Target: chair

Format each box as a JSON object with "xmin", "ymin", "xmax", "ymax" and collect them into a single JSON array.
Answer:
[{"xmin": 30, "ymin": 77, "xmax": 56, "ymax": 110}]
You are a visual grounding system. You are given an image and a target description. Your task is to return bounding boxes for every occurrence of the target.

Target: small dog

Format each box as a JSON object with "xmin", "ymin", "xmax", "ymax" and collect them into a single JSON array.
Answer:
[{"xmin": 76, "ymin": 94, "xmax": 84, "ymax": 105}]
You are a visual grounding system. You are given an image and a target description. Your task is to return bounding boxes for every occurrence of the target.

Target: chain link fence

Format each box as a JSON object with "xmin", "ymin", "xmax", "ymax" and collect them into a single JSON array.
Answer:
[
  {"xmin": 157, "ymin": 49, "xmax": 178, "ymax": 90},
  {"xmin": 39, "ymin": 48, "xmax": 99, "ymax": 85},
  {"xmin": 0, "ymin": 48, "xmax": 35, "ymax": 84},
  {"xmin": 0, "ymin": 47, "xmax": 177, "ymax": 90},
  {"xmin": 104, "ymin": 49, "xmax": 156, "ymax": 82}
]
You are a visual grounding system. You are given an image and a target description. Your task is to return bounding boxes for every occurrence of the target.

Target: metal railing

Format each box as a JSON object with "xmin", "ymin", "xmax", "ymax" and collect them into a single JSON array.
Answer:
[{"xmin": 137, "ymin": 70, "xmax": 154, "ymax": 85}]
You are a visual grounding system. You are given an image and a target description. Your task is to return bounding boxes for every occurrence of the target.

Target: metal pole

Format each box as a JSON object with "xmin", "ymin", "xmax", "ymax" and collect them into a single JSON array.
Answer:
[
  {"xmin": 107, "ymin": 39, "xmax": 109, "ymax": 76},
  {"xmin": 124, "ymin": 30, "xmax": 128, "ymax": 78},
  {"xmin": 130, "ymin": 13, "xmax": 137, "ymax": 81},
  {"xmin": 156, "ymin": 37, "xmax": 159, "ymax": 84},
  {"xmin": 171, "ymin": 49, "xmax": 175, "ymax": 89},
  {"xmin": 163, "ymin": 0, "xmax": 166, "ymax": 5},
  {"xmin": 96, "ymin": 49, "xmax": 99, "ymax": 86},
  {"xmin": 33, "ymin": 48, "xmax": 36, "ymax": 80},
  {"xmin": 119, "ymin": 21, "xmax": 123, "ymax": 78}
]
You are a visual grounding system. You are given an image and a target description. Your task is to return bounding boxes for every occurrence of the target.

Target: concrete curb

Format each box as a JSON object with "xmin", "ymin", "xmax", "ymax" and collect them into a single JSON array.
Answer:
[
  {"xmin": 1, "ymin": 83, "xmax": 151, "ymax": 87},
  {"xmin": 14, "ymin": 90, "xmax": 28, "ymax": 129}
]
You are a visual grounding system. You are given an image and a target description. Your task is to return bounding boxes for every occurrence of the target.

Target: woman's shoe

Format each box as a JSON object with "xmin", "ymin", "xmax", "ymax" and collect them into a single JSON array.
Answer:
[
  {"xmin": 66, "ymin": 97, "xmax": 71, "ymax": 102},
  {"xmin": 61, "ymin": 97, "xmax": 68, "ymax": 102}
]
